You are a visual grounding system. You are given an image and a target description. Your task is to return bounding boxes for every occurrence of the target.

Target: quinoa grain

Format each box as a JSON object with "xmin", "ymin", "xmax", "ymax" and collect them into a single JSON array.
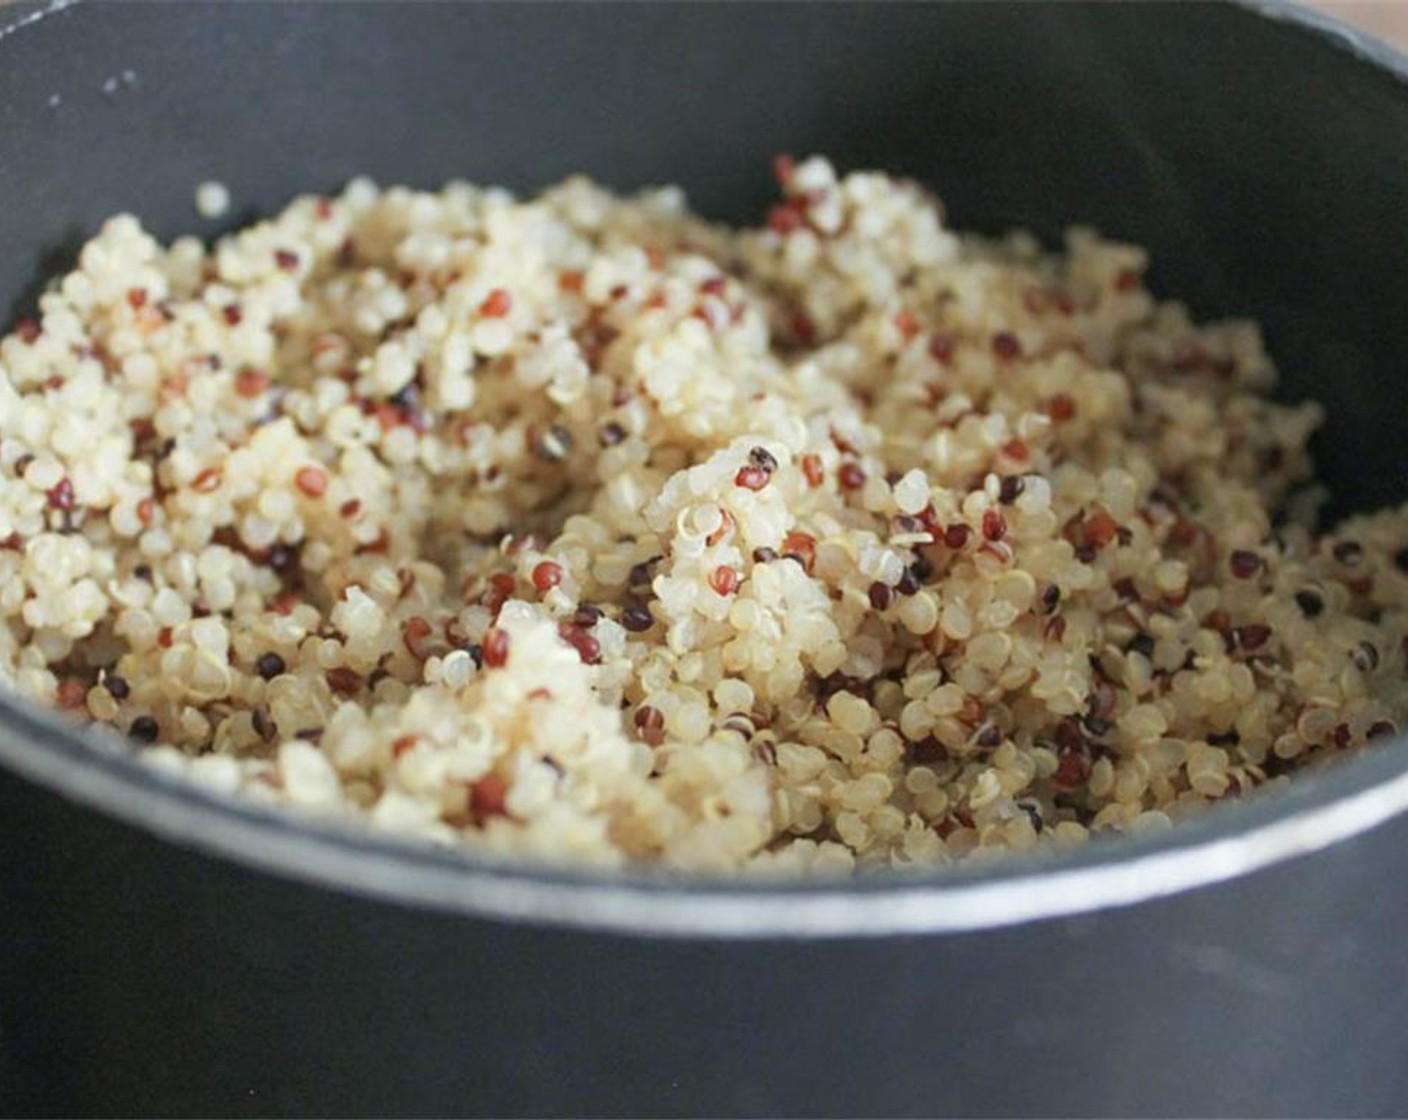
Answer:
[{"xmin": 1, "ymin": 157, "xmax": 1405, "ymax": 875}]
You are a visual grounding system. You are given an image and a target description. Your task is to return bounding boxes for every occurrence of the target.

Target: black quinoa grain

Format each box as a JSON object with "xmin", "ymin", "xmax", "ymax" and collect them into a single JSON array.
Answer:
[
  {"xmin": 751, "ymin": 547, "xmax": 778, "ymax": 564},
  {"xmin": 1016, "ymin": 800, "xmax": 1044, "ymax": 833},
  {"xmin": 1352, "ymin": 641, "xmax": 1380, "ymax": 673},
  {"xmin": 998, "ymin": 474, "xmax": 1025, "ymax": 504},
  {"xmin": 628, "ymin": 557, "xmax": 659, "ymax": 588},
  {"xmin": 975, "ymin": 723, "xmax": 1003, "ymax": 749},
  {"xmin": 621, "ymin": 605, "xmax": 654, "ymax": 632},
  {"xmin": 127, "ymin": 715, "xmax": 159, "ymax": 744},
  {"xmin": 598, "ymin": 422, "xmax": 626, "ymax": 447},
  {"xmin": 104, "ymin": 674, "xmax": 130, "ymax": 700},
  {"xmin": 1082, "ymin": 714, "xmax": 1113, "ymax": 738},
  {"xmin": 1041, "ymin": 584, "xmax": 1062, "ymax": 614},
  {"xmin": 909, "ymin": 737, "xmax": 947, "ymax": 765},
  {"xmin": 267, "ymin": 544, "xmax": 296, "ymax": 573},
  {"xmin": 748, "ymin": 445, "xmax": 778, "ymax": 473},
  {"xmin": 1295, "ymin": 589, "xmax": 1324, "ymax": 618},
  {"xmin": 533, "ymin": 425, "xmax": 574, "ymax": 462},
  {"xmin": 1127, "ymin": 632, "xmax": 1155, "ymax": 658},
  {"xmin": 723, "ymin": 714, "xmax": 756, "ymax": 737},
  {"xmin": 1333, "ymin": 540, "xmax": 1363, "ymax": 565},
  {"xmin": 255, "ymin": 652, "xmax": 287, "ymax": 680}
]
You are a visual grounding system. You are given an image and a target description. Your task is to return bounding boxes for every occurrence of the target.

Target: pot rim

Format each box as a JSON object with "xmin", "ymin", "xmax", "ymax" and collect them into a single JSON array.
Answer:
[{"xmin": 1, "ymin": 0, "xmax": 1406, "ymax": 939}]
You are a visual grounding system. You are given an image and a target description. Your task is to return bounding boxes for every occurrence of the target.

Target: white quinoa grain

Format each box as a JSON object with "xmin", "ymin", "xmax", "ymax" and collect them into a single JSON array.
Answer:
[{"xmin": 194, "ymin": 180, "xmax": 231, "ymax": 220}]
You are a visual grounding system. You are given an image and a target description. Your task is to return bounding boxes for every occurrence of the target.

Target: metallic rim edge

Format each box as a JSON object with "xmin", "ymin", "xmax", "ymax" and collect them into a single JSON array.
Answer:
[{"xmin": 3, "ymin": 681, "xmax": 1407, "ymax": 938}]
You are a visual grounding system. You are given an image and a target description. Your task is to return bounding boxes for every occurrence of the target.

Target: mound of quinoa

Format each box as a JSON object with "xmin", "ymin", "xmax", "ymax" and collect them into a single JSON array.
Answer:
[{"xmin": 1, "ymin": 156, "xmax": 1406, "ymax": 874}]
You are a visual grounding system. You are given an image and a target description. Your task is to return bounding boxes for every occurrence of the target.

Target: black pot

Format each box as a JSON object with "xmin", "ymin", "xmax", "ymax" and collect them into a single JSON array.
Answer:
[{"xmin": 3, "ymin": 2, "xmax": 1408, "ymax": 1115}]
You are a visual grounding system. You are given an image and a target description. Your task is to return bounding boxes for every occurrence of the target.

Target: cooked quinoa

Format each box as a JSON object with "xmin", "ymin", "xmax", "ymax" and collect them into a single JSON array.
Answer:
[{"xmin": 2, "ymin": 156, "xmax": 1406, "ymax": 873}]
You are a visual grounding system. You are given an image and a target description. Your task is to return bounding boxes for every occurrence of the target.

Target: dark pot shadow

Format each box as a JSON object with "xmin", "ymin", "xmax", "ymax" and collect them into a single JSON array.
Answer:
[{"xmin": 4, "ymin": 228, "xmax": 87, "ymax": 327}]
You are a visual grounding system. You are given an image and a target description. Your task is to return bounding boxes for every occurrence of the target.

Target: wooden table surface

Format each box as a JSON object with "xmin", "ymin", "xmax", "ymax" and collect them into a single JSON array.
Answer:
[{"xmin": 1313, "ymin": 1, "xmax": 1408, "ymax": 48}]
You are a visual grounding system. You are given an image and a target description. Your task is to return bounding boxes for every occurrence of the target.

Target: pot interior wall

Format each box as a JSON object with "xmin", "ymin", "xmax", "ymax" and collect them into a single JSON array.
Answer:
[{"xmin": 0, "ymin": 3, "xmax": 1405, "ymax": 520}]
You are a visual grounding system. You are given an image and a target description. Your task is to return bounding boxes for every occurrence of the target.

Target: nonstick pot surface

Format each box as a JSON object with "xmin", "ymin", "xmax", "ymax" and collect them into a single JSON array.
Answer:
[{"xmin": 3, "ymin": 2, "xmax": 1408, "ymax": 1115}]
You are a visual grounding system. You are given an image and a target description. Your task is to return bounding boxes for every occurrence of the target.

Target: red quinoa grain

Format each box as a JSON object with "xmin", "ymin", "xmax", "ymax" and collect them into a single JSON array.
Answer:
[
  {"xmin": 1229, "ymin": 550, "xmax": 1262, "ymax": 579},
  {"xmin": 928, "ymin": 332, "xmax": 956, "ymax": 365},
  {"xmin": 981, "ymin": 508, "xmax": 1007, "ymax": 542},
  {"xmin": 481, "ymin": 627, "xmax": 510, "ymax": 669},
  {"xmin": 531, "ymin": 561, "xmax": 564, "ymax": 593},
  {"xmin": 479, "ymin": 288, "xmax": 512, "ymax": 318},
  {"xmin": 294, "ymin": 466, "xmax": 328, "ymax": 498},
  {"xmin": 470, "ymin": 773, "xmax": 509, "ymax": 821},
  {"xmin": 192, "ymin": 468, "xmax": 222, "ymax": 494},
  {"xmin": 235, "ymin": 368, "xmax": 271, "ymax": 398},
  {"xmin": 709, "ymin": 566, "xmax": 741, "ymax": 596},
  {"xmin": 1047, "ymin": 392, "xmax": 1077, "ymax": 423},
  {"xmin": 991, "ymin": 331, "xmax": 1022, "ymax": 360},
  {"xmin": 734, "ymin": 465, "xmax": 770, "ymax": 491},
  {"xmin": 634, "ymin": 705, "xmax": 666, "ymax": 747},
  {"xmin": 46, "ymin": 478, "xmax": 76, "ymax": 512}
]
